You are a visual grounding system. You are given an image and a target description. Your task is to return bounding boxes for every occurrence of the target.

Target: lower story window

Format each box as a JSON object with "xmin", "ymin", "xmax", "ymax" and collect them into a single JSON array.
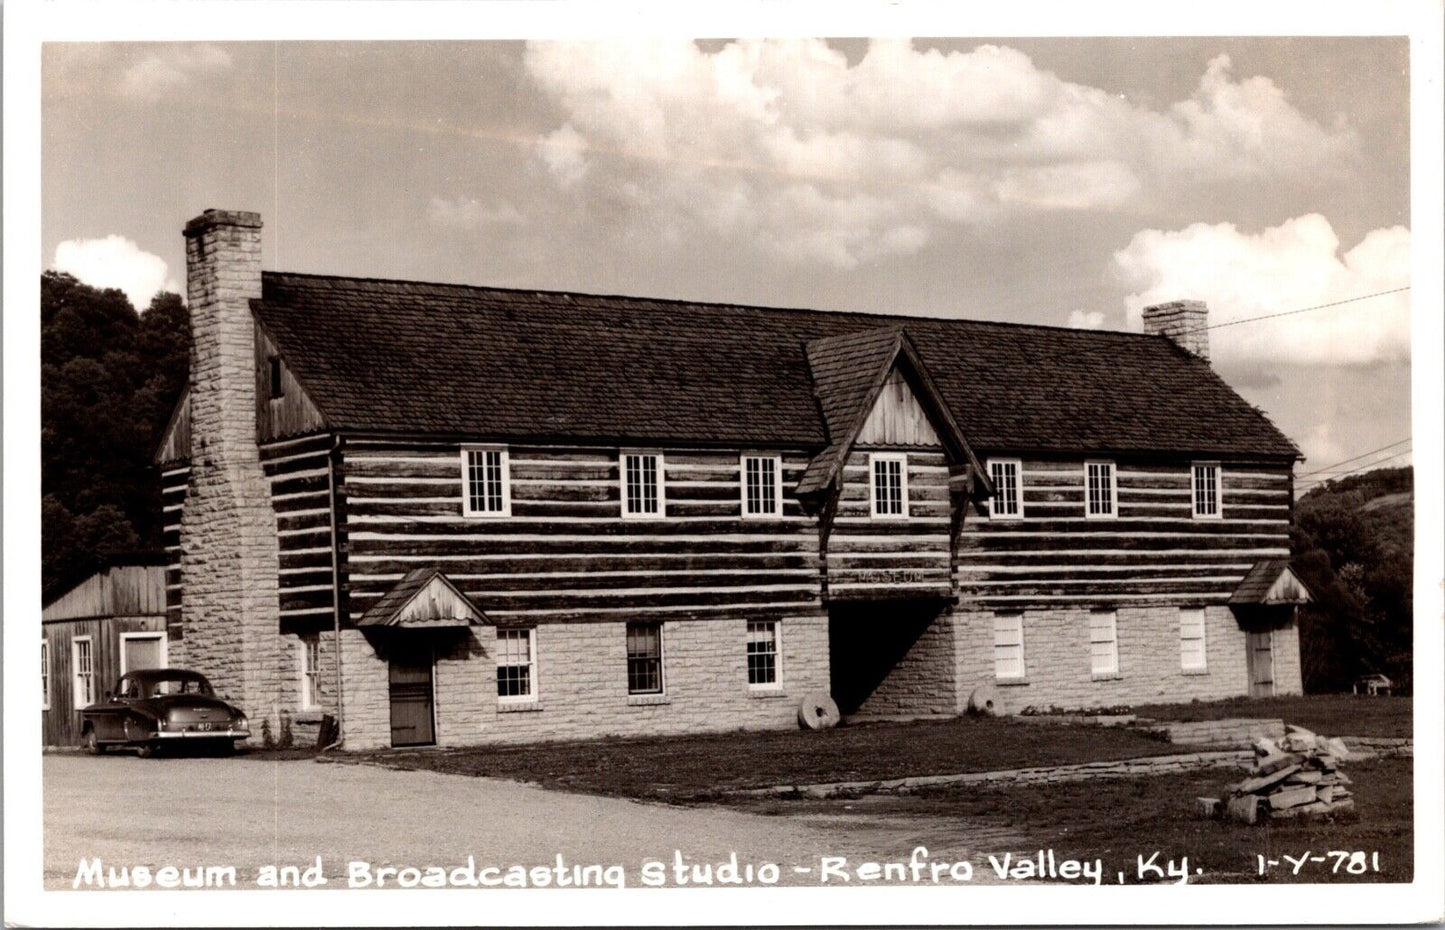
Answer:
[
  {"xmin": 73, "ymin": 637, "xmax": 94, "ymax": 707},
  {"xmin": 1090, "ymin": 610, "xmax": 1119, "ymax": 677},
  {"xmin": 993, "ymin": 613, "xmax": 1025, "ymax": 680},
  {"xmin": 626, "ymin": 622, "xmax": 664, "ymax": 695},
  {"xmin": 301, "ymin": 636, "xmax": 321, "ymax": 709},
  {"xmin": 496, "ymin": 628, "xmax": 536, "ymax": 700},
  {"xmin": 747, "ymin": 620, "xmax": 779, "ymax": 688}
]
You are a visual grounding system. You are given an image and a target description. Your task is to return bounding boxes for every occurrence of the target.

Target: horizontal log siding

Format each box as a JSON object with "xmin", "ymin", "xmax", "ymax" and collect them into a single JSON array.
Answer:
[
  {"xmin": 262, "ymin": 435, "xmax": 339, "ymax": 623},
  {"xmin": 161, "ymin": 466, "xmax": 189, "ymax": 641},
  {"xmin": 957, "ymin": 459, "xmax": 1293, "ymax": 607},
  {"xmin": 825, "ymin": 449, "xmax": 954, "ymax": 599},
  {"xmin": 341, "ymin": 442, "xmax": 823, "ymax": 624}
]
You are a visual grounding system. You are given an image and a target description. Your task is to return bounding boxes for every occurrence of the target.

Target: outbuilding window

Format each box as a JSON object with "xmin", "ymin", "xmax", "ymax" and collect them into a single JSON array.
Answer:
[
  {"xmin": 72, "ymin": 636, "xmax": 94, "ymax": 706},
  {"xmin": 988, "ymin": 459, "xmax": 1022, "ymax": 519},
  {"xmin": 626, "ymin": 622, "xmax": 664, "ymax": 694},
  {"xmin": 268, "ymin": 356, "xmax": 285, "ymax": 399},
  {"xmin": 993, "ymin": 613, "xmax": 1025, "ymax": 681},
  {"xmin": 1192, "ymin": 463, "xmax": 1221, "ymax": 518},
  {"xmin": 496, "ymin": 628, "xmax": 536, "ymax": 701},
  {"xmin": 462, "ymin": 447, "xmax": 510, "ymax": 517},
  {"xmin": 747, "ymin": 620, "xmax": 780, "ymax": 688},
  {"xmin": 622, "ymin": 453, "xmax": 664, "ymax": 518},
  {"xmin": 41, "ymin": 641, "xmax": 50, "ymax": 710},
  {"xmin": 1085, "ymin": 460, "xmax": 1117, "ymax": 518},
  {"xmin": 1180, "ymin": 608, "xmax": 1208, "ymax": 671},
  {"xmin": 741, "ymin": 455, "xmax": 782, "ymax": 517},
  {"xmin": 869, "ymin": 452, "xmax": 908, "ymax": 518},
  {"xmin": 1089, "ymin": 611, "xmax": 1119, "ymax": 678}
]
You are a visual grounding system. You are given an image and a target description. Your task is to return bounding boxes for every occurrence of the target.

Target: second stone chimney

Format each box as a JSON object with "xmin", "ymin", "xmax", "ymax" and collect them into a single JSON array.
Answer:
[{"xmin": 1142, "ymin": 299, "xmax": 1209, "ymax": 360}]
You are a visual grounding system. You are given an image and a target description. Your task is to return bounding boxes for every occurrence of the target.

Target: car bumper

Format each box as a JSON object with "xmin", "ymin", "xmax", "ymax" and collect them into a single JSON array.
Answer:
[{"xmin": 155, "ymin": 729, "xmax": 249, "ymax": 740}]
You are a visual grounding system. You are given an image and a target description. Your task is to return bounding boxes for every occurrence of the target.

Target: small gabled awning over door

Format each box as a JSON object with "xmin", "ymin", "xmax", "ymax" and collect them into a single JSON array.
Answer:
[
  {"xmin": 1229, "ymin": 560, "xmax": 1312, "ymax": 606},
  {"xmin": 356, "ymin": 568, "xmax": 487, "ymax": 629}
]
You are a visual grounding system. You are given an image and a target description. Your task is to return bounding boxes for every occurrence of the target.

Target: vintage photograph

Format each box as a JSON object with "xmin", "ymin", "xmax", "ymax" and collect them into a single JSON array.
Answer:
[{"xmin": 7, "ymin": 3, "xmax": 1441, "ymax": 925}]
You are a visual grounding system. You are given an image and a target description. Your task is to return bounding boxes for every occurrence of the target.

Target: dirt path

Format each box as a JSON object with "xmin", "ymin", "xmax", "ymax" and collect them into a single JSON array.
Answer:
[{"xmin": 43, "ymin": 754, "xmax": 1011, "ymax": 889}]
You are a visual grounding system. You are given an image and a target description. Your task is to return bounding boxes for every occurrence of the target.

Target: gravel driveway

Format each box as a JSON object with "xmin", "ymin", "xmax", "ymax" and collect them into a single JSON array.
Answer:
[{"xmin": 43, "ymin": 753, "xmax": 1008, "ymax": 890}]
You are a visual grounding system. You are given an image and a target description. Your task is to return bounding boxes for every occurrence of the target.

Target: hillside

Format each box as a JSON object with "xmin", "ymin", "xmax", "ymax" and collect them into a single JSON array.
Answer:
[{"xmin": 1292, "ymin": 466, "xmax": 1413, "ymax": 693}]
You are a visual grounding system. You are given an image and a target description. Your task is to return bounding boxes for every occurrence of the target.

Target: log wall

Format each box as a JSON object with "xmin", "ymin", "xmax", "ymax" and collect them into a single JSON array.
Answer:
[{"xmin": 955, "ymin": 457, "xmax": 1294, "ymax": 608}]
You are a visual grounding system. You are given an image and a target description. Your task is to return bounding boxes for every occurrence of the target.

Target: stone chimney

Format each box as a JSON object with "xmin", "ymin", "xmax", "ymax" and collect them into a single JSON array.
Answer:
[
  {"xmin": 176, "ymin": 209, "xmax": 282, "ymax": 731},
  {"xmin": 1142, "ymin": 299, "xmax": 1209, "ymax": 360}
]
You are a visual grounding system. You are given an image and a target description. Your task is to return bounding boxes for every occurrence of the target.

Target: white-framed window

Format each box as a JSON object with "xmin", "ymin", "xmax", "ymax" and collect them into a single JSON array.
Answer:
[
  {"xmin": 1089, "ymin": 610, "xmax": 1119, "ymax": 677},
  {"xmin": 869, "ymin": 452, "xmax": 908, "ymax": 518},
  {"xmin": 1085, "ymin": 460, "xmax": 1117, "ymax": 518},
  {"xmin": 496, "ymin": 628, "xmax": 537, "ymax": 701},
  {"xmin": 119, "ymin": 631, "xmax": 166, "ymax": 675},
  {"xmin": 993, "ymin": 613, "xmax": 1026, "ymax": 681},
  {"xmin": 1180, "ymin": 607, "xmax": 1208, "ymax": 672},
  {"xmin": 1192, "ymin": 463, "xmax": 1221, "ymax": 519},
  {"xmin": 41, "ymin": 641, "xmax": 50, "ymax": 710},
  {"xmin": 746, "ymin": 620, "xmax": 781, "ymax": 689},
  {"xmin": 741, "ymin": 455, "xmax": 782, "ymax": 518},
  {"xmin": 72, "ymin": 636, "xmax": 94, "ymax": 707},
  {"xmin": 988, "ymin": 458, "xmax": 1023, "ymax": 519},
  {"xmin": 626, "ymin": 622, "xmax": 664, "ymax": 694},
  {"xmin": 462, "ymin": 446, "xmax": 511, "ymax": 517},
  {"xmin": 300, "ymin": 636, "xmax": 321, "ymax": 709},
  {"xmin": 621, "ymin": 452, "xmax": 665, "ymax": 519}
]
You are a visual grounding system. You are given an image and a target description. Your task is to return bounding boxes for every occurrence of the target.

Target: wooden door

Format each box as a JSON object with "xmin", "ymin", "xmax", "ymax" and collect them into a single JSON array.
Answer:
[
  {"xmin": 388, "ymin": 645, "xmax": 435, "ymax": 747},
  {"xmin": 1247, "ymin": 630, "xmax": 1274, "ymax": 698}
]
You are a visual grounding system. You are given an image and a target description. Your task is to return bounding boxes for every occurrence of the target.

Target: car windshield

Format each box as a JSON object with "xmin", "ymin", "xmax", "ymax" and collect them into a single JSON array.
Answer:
[{"xmin": 147, "ymin": 675, "xmax": 214, "ymax": 697}]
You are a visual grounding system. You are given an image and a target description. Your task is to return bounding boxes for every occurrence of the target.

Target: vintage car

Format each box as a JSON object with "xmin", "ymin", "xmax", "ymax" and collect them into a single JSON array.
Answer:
[{"xmin": 79, "ymin": 668, "xmax": 249, "ymax": 757}]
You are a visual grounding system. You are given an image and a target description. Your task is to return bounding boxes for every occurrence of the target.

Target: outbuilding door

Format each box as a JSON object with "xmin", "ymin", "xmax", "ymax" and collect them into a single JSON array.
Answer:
[
  {"xmin": 1246, "ymin": 630, "xmax": 1275, "ymax": 698},
  {"xmin": 388, "ymin": 644, "xmax": 435, "ymax": 747}
]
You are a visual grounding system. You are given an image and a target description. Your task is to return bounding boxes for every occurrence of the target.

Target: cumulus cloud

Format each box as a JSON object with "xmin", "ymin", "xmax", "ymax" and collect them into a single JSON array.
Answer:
[
  {"xmin": 118, "ymin": 44, "xmax": 232, "ymax": 100},
  {"xmin": 52, "ymin": 236, "xmax": 180, "ymax": 310},
  {"xmin": 520, "ymin": 39, "xmax": 1357, "ymax": 268},
  {"xmin": 1067, "ymin": 310, "xmax": 1107, "ymax": 329},
  {"xmin": 1114, "ymin": 214, "xmax": 1410, "ymax": 366},
  {"xmin": 428, "ymin": 196, "xmax": 526, "ymax": 229}
]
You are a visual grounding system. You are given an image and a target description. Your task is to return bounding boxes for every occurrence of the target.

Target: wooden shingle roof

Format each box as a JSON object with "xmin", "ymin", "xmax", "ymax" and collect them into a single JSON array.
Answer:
[{"xmin": 252, "ymin": 272, "xmax": 1301, "ymax": 459}]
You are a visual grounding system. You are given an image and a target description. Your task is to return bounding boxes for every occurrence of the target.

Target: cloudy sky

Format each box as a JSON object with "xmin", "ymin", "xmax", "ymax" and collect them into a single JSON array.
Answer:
[{"xmin": 42, "ymin": 37, "xmax": 1412, "ymax": 484}]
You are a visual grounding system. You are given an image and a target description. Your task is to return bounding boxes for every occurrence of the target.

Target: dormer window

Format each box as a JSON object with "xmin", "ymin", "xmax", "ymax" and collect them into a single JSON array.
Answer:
[
  {"xmin": 462, "ymin": 446, "xmax": 511, "ymax": 517},
  {"xmin": 622, "ymin": 452, "xmax": 664, "ymax": 519},
  {"xmin": 267, "ymin": 356, "xmax": 284, "ymax": 399},
  {"xmin": 869, "ymin": 452, "xmax": 908, "ymax": 519}
]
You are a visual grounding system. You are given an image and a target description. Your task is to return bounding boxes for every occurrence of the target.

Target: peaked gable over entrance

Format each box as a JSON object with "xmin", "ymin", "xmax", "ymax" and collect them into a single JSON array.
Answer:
[
  {"xmin": 796, "ymin": 326, "xmax": 988, "ymax": 502},
  {"xmin": 1229, "ymin": 560, "xmax": 1312, "ymax": 606},
  {"xmin": 357, "ymin": 568, "xmax": 487, "ymax": 628}
]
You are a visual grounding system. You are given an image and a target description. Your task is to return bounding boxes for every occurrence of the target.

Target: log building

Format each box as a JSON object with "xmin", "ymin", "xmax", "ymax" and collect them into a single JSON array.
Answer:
[{"xmin": 155, "ymin": 209, "xmax": 1310, "ymax": 749}]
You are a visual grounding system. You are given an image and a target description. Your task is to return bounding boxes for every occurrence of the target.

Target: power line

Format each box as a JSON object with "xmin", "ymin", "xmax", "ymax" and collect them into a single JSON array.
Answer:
[
  {"xmin": 1295, "ymin": 437, "xmax": 1412, "ymax": 479},
  {"xmin": 1296, "ymin": 448, "xmax": 1414, "ymax": 490},
  {"xmin": 1180, "ymin": 286, "xmax": 1412, "ymax": 337}
]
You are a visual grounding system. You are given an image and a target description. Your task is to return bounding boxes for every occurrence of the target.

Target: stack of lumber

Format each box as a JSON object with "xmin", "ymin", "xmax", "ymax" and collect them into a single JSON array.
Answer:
[{"xmin": 1197, "ymin": 725, "xmax": 1356, "ymax": 825}]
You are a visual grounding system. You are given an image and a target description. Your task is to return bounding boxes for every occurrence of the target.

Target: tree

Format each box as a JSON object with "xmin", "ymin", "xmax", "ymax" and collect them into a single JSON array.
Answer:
[{"xmin": 40, "ymin": 272, "xmax": 189, "ymax": 596}]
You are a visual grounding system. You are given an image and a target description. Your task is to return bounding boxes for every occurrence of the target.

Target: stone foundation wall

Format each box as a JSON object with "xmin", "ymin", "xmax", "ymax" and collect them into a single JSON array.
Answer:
[
  {"xmin": 339, "ymin": 613, "xmax": 830, "ymax": 750},
  {"xmin": 953, "ymin": 605, "xmax": 1273, "ymax": 713}
]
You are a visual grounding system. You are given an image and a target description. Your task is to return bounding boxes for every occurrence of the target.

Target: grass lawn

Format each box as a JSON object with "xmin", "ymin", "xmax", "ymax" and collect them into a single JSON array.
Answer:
[
  {"xmin": 743, "ymin": 756, "xmax": 1414, "ymax": 884},
  {"xmin": 353, "ymin": 715, "xmax": 1201, "ymax": 801},
  {"xmin": 1130, "ymin": 694, "xmax": 1412, "ymax": 738}
]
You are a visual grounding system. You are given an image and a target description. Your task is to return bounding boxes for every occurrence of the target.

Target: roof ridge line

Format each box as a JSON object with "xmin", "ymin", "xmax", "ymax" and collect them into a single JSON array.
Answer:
[{"xmin": 259, "ymin": 269, "xmax": 1166, "ymax": 341}]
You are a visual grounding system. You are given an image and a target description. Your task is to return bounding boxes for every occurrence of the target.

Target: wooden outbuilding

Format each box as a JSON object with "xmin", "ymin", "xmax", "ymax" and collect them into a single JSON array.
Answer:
[{"xmin": 41, "ymin": 556, "xmax": 168, "ymax": 747}]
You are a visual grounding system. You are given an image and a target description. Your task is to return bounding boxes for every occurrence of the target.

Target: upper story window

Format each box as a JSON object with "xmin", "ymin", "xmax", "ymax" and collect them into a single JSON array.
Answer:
[
  {"xmin": 462, "ymin": 446, "xmax": 511, "ymax": 518},
  {"xmin": 741, "ymin": 455, "xmax": 781, "ymax": 518},
  {"xmin": 622, "ymin": 452, "xmax": 664, "ymax": 519},
  {"xmin": 267, "ymin": 356, "xmax": 285, "ymax": 399},
  {"xmin": 1192, "ymin": 463, "xmax": 1221, "ymax": 519},
  {"xmin": 869, "ymin": 452, "xmax": 908, "ymax": 519},
  {"xmin": 988, "ymin": 458, "xmax": 1022, "ymax": 519},
  {"xmin": 1085, "ymin": 460, "xmax": 1117, "ymax": 518}
]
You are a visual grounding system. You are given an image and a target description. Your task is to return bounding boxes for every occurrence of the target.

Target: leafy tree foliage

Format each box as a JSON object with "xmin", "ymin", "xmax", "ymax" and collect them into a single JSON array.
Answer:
[
  {"xmin": 41, "ymin": 271, "xmax": 189, "ymax": 597},
  {"xmin": 1291, "ymin": 466, "xmax": 1413, "ymax": 693}
]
